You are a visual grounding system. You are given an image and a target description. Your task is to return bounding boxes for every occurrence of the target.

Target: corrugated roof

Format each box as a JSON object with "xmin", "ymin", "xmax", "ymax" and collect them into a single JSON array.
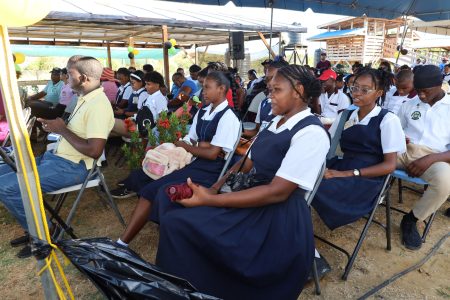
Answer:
[{"xmin": 8, "ymin": 0, "xmax": 306, "ymax": 48}]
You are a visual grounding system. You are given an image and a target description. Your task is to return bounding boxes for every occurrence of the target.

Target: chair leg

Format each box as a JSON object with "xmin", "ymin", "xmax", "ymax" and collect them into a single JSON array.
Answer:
[
  {"xmin": 422, "ymin": 212, "xmax": 437, "ymax": 243},
  {"xmin": 98, "ymin": 170, "xmax": 126, "ymax": 227},
  {"xmin": 342, "ymin": 202, "xmax": 379, "ymax": 280},
  {"xmin": 312, "ymin": 258, "xmax": 321, "ymax": 295},
  {"xmin": 398, "ymin": 179, "xmax": 403, "ymax": 203},
  {"xmin": 385, "ymin": 192, "xmax": 392, "ymax": 251},
  {"xmin": 43, "ymin": 201, "xmax": 77, "ymax": 240}
]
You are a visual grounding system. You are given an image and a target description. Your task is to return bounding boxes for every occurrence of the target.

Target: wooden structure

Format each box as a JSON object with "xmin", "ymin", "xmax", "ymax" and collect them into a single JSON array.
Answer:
[{"xmin": 308, "ymin": 16, "xmax": 420, "ymax": 66}]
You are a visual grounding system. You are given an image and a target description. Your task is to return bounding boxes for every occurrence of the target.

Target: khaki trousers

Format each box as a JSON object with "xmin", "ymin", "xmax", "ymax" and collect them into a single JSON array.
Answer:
[{"xmin": 397, "ymin": 144, "xmax": 450, "ymax": 220}]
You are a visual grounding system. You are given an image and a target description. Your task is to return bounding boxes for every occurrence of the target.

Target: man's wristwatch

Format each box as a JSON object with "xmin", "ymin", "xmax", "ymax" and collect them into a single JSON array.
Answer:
[{"xmin": 353, "ymin": 169, "xmax": 361, "ymax": 177}]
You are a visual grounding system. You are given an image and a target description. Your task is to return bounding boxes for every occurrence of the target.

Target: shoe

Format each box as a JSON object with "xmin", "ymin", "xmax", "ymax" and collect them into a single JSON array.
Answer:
[
  {"xmin": 400, "ymin": 214, "xmax": 422, "ymax": 250},
  {"xmin": 111, "ymin": 187, "xmax": 136, "ymax": 199},
  {"xmin": 17, "ymin": 244, "xmax": 32, "ymax": 259},
  {"xmin": 10, "ymin": 233, "xmax": 30, "ymax": 248},
  {"xmin": 116, "ymin": 181, "xmax": 126, "ymax": 188},
  {"xmin": 307, "ymin": 255, "xmax": 332, "ymax": 282}
]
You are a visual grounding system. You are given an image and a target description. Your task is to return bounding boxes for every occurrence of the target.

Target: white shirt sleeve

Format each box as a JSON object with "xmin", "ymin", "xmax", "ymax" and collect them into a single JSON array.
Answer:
[
  {"xmin": 137, "ymin": 92, "xmax": 149, "ymax": 109},
  {"xmin": 210, "ymin": 110, "xmax": 240, "ymax": 153},
  {"xmin": 254, "ymin": 101, "xmax": 263, "ymax": 124},
  {"xmin": 380, "ymin": 112, "xmax": 407, "ymax": 154},
  {"xmin": 185, "ymin": 110, "xmax": 199, "ymax": 142},
  {"xmin": 337, "ymin": 93, "xmax": 350, "ymax": 111},
  {"xmin": 123, "ymin": 85, "xmax": 133, "ymax": 101},
  {"xmin": 154, "ymin": 94, "xmax": 168, "ymax": 118},
  {"xmin": 276, "ymin": 126, "xmax": 330, "ymax": 190},
  {"xmin": 397, "ymin": 101, "xmax": 409, "ymax": 129}
]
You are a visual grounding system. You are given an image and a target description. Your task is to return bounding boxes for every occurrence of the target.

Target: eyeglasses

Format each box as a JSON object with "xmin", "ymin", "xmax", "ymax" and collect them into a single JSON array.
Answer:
[{"xmin": 349, "ymin": 85, "xmax": 376, "ymax": 95}]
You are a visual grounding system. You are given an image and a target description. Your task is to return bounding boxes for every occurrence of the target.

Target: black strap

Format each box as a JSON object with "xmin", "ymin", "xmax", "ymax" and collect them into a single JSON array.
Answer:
[{"xmin": 326, "ymin": 109, "xmax": 353, "ymax": 160}]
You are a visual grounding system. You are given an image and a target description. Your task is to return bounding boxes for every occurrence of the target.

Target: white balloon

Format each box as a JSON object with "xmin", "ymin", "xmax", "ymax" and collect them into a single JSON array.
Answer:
[{"xmin": 0, "ymin": 0, "xmax": 52, "ymax": 27}]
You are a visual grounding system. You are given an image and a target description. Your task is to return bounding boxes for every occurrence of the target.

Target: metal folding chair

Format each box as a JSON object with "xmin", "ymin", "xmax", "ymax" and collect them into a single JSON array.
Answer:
[
  {"xmin": 305, "ymin": 162, "xmax": 326, "ymax": 295},
  {"xmin": 390, "ymin": 169, "xmax": 437, "ymax": 243},
  {"xmin": 217, "ymin": 122, "xmax": 243, "ymax": 180},
  {"xmin": 46, "ymin": 159, "xmax": 126, "ymax": 240},
  {"xmin": 313, "ymin": 174, "xmax": 393, "ymax": 280}
]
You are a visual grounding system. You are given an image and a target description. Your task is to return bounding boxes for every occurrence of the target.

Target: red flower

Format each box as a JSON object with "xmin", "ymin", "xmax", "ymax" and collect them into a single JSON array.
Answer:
[{"xmin": 176, "ymin": 131, "xmax": 182, "ymax": 139}]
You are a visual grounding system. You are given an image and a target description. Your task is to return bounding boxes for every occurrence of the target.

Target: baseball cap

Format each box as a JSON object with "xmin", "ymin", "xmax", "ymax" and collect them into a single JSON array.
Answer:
[
  {"xmin": 261, "ymin": 59, "xmax": 273, "ymax": 66},
  {"xmin": 318, "ymin": 69, "xmax": 337, "ymax": 81},
  {"xmin": 50, "ymin": 67, "xmax": 61, "ymax": 74}
]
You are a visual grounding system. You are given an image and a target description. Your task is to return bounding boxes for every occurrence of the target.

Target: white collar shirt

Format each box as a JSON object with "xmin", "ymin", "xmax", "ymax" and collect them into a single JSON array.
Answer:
[
  {"xmin": 252, "ymin": 109, "xmax": 330, "ymax": 191},
  {"xmin": 185, "ymin": 100, "xmax": 240, "ymax": 153},
  {"xmin": 319, "ymin": 91, "xmax": 350, "ymax": 119},
  {"xmin": 143, "ymin": 90, "xmax": 167, "ymax": 121},
  {"xmin": 398, "ymin": 94, "xmax": 450, "ymax": 152},
  {"xmin": 329, "ymin": 106, "xmax": 406, "ymax": 154},
  {"xmin": 382, "ymin": 87, "xmax": 418, "ymax": 115}
]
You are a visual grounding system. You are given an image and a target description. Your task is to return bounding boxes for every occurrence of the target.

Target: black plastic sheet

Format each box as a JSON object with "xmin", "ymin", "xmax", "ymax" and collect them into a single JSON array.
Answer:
[{"xmin": 57, "ymin": 238, "xmax": 221, "ymax": 300}]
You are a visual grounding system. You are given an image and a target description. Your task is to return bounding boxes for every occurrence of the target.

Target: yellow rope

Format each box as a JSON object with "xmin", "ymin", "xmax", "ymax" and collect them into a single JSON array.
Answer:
[{"xmin": 1, "ymin": 24, "xmax": 74, "ymax": 299}]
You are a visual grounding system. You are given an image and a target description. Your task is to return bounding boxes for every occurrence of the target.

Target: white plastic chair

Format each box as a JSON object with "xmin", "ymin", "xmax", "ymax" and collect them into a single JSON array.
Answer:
[{"xmin": 46, "ymin": 158, "xmax": 126, "ymax": 240}]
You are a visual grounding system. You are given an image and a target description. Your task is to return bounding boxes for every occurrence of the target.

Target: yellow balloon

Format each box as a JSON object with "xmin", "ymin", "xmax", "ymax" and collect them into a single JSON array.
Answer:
[
  {"xmin": 394, "ymin": 51, "xmax": 400, "ymax": 58},
  {"xmin": 132, "ymin": 49, "xmax": 139, "ymax": 55},
  {"xmin": 14, "ymin": 52, "xmax": 25, "ymax": 64},
  {"xmin": 0, "ymin": 0, "xmax": 52, "ymax": 27},
  {"xmin": 170, "ymin": 38, "xmax": 177, "ymax": 46}
]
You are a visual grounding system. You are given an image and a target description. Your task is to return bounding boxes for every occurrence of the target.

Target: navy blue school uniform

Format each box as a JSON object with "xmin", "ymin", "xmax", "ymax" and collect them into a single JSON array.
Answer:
[
  {"xmin": 125, "ymin": 88, "xmax": 147, "ymax": 113},
  {"xmin": 312, "ymin": 108, "xmax": 399, "ymax": 230},
  {"xmin": 134, "ymin": 101, "xmax": 239, "ymax": 204},
  {"xmin": 154, "ymin": 113, "xmax": 329, "ymax": 300}
]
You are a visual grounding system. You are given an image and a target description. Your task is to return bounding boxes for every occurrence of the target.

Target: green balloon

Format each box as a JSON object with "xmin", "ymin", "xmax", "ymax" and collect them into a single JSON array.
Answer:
[
  {"xmin": 168, "ymin": 48, "xmax": 176, "ymax": 56},
  {"xmin": 127, "ymin": 46, "xmax": 134, "ymax": 52}
]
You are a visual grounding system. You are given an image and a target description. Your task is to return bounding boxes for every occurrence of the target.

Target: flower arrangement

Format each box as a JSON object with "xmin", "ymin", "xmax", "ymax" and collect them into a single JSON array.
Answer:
[
  {"xmin": 147, "ymin": 104, "xmax": 190, "ymax": 146},
  {"xmin": 122, "ymin": 104, "xmax": 191, "ymax": 169}
]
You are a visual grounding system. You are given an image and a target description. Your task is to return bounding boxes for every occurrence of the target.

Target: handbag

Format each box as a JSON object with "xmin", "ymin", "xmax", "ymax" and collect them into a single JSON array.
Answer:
[
  {"xmin": 135, "ymin": 98, "xmax": 155, "ymax": 136},
  {"xmin": 219, "ymin": 123, "xmax": 272, "ymax": 193}
]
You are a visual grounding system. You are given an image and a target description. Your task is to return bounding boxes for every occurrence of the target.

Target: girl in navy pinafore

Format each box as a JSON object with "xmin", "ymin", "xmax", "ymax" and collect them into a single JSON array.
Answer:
[
  {"xmin": 312, "ymin": 68, "xmax": 406, "ymax": 230},
  {"xmin": 153, "ymin": 65, "xmax": 330, "ymax": 300},
  {"xmin": 117, "ymin": 72, "xmax": 240, "ymax": 246}
]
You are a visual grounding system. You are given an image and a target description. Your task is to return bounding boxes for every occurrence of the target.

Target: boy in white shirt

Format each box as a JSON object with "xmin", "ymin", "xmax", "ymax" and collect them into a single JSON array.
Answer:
[
  {"xmin": 383, "ymin": 69, "xmax": 417, "ymax": 114},
  {"xmin": 442, "ymin": 64, "xmax": 450, "ymax": 83},
  {"xmin": 318, "ymin": 69, "xmax": 350, "ymax": 123},
  {"xmin": 397, "ymin": 65, "xmax": 450, "ymax": 250}
]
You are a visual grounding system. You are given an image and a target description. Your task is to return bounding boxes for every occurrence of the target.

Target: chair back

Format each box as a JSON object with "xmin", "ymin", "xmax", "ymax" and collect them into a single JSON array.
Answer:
[
  {"xmin": 218, "ymin": 122, "xmax": 243, "ymax": 180},
  {"xmin": 305, "ymin": 162, "xmax": 326, "ymax": 207}
]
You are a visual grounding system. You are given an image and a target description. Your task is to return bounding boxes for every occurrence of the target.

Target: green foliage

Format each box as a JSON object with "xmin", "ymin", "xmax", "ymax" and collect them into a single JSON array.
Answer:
[{"xmin": 121, "ymin": 130, "xmax": 145, "ymax": 170}]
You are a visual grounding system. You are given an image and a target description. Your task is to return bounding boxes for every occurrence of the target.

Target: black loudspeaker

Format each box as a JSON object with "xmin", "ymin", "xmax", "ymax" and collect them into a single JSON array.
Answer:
[{"xmin": 230, "ymin": 32, "xmax": 245, "ymax": 60}]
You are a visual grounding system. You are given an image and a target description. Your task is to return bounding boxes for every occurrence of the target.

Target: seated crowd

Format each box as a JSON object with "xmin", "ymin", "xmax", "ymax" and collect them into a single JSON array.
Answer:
[{"xmin": 0, "ymin": 53, "xmax": 449, "ymax": 300}]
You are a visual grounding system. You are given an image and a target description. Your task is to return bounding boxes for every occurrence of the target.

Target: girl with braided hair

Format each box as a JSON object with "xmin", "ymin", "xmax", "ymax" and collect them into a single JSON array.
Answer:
[
  {"xmin": 152, "ymin": 65, "xmax": 330, "ymax": 299},
  {"xmin": 312, "ymin": 68, "xmax": 406, "ymax": 230}
]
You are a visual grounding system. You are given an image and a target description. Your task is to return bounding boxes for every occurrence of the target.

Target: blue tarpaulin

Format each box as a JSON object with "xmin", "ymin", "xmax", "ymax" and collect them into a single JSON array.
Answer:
[
  {"xmin": 161, "ymin": 0, "xmax": 450, "ymax": 22},
  {"xmin": 308, "ymin": 28, "xmax": 365, "ymax": 41}
]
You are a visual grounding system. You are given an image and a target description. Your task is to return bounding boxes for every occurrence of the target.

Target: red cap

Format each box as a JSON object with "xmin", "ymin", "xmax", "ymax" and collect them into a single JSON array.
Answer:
[
  {"xmin": 318, "ymin": 69, "xmax": 337, "ymax": 81},
  {"xmin": 101, "ymin": 67, "xmax": 116, "ymax": 82}
]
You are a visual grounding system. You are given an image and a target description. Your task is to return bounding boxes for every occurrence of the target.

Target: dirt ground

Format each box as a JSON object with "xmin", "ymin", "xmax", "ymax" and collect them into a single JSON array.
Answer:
[{"xmin": 0, "ymin": 146, "xmax": 449, "ymax": 300}]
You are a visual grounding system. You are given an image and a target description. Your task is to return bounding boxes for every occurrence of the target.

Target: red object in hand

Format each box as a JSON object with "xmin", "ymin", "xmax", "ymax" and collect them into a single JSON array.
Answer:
[{"xmin": 166, "ymin": 183, "xmax": 193, "ymax": 201}]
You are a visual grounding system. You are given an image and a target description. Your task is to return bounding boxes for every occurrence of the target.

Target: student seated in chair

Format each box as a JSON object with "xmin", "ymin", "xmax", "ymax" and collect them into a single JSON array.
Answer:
[
  {"xmin": 382, "ymin": 69, "xmax": 417, "ymax": 115},
  {"xmin": 0, "ymin": 55, "xmax": 114, "ymax": 258},
  {"xmin": 312, "ymin": 68, "xmax": 406, "ymax": 230},
  {"xmin": 396, "ymin": 65, "xmax": 450, "ymax": 250}
]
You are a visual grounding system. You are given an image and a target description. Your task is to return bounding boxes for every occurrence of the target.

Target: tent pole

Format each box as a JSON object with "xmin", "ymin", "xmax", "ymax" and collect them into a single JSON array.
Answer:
[
  {"xmin": 269, "ymin": 1, "xmax": 274, "ymax": 59},
  {"xmin": 257, "ymin": 32, "xmax": 276, "ymax": 58},
  {"xmin": 161, "ymin": 25, "xmax": 170, "ymax": 90},
  {"xmin": 128, "ymin": 37, "xmax": 135, "ymax": 67},
  {"xmin": 0, "ymin": 24, "xmax": 58, "ymax": 300},
  {"xmin": 107, "ymin": 42, "xmax": 112, "ymax": 68},
  {"xmin": 194, "ymin": 44, "xmax": 198, "ymax": 65},
  {"xmin": 396, "ymin": 17, "xmax": 409, "ymax": 65}
]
